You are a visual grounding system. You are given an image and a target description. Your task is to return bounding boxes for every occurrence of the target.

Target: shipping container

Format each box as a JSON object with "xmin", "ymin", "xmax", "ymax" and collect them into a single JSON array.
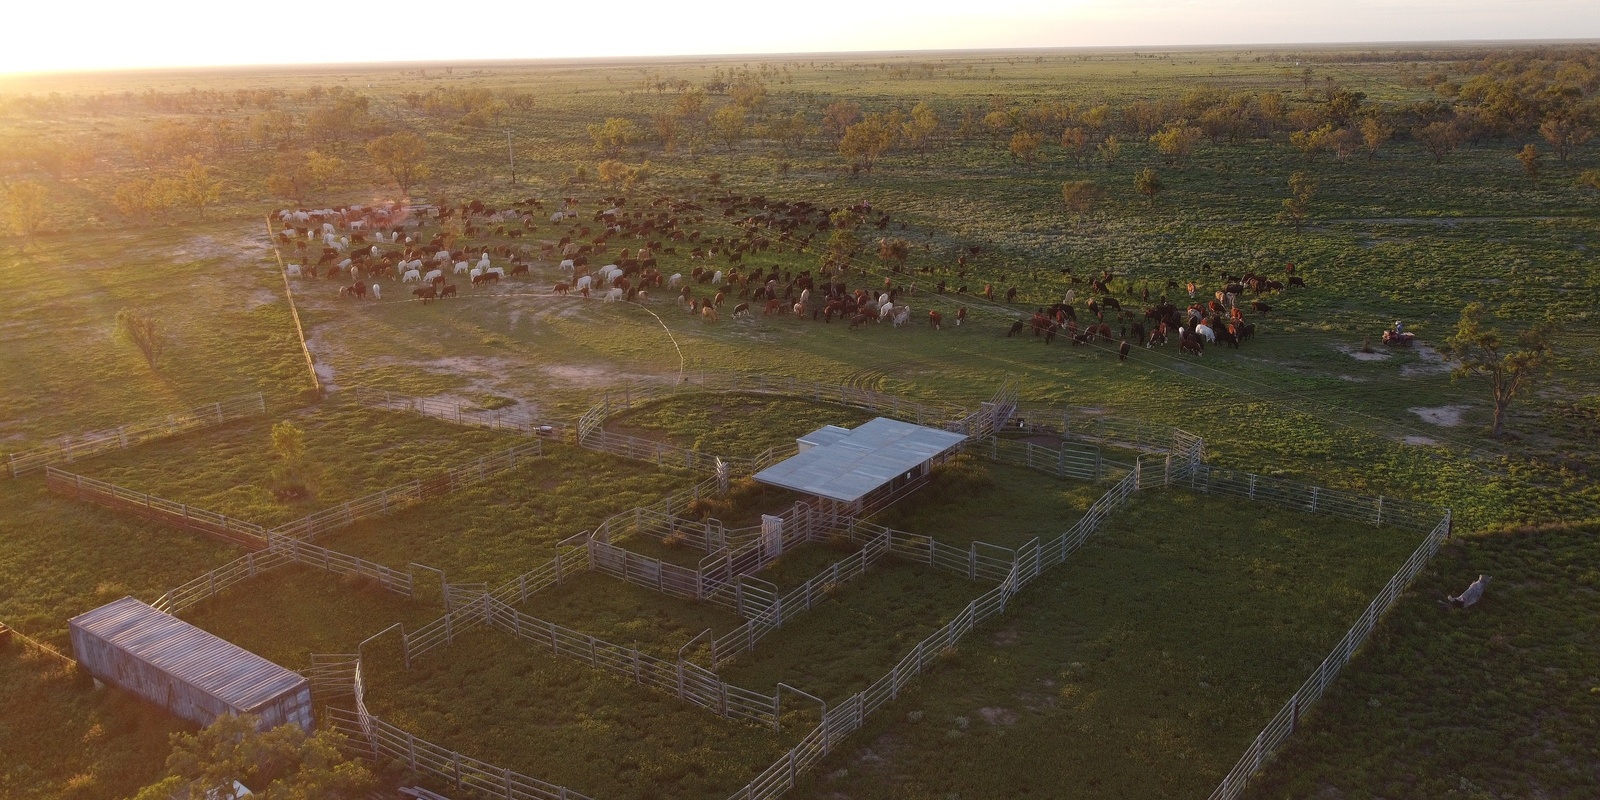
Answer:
[{"xmin": 69, "ymin": 597, "xmax": 312, "ymax": 731}]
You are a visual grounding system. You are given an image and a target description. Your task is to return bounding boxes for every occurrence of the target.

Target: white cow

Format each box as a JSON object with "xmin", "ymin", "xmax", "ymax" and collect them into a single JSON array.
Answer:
[
  {"xmin": 893, "ymin": 306, "xmax": 911, "ymax": 327},
  {"xmin": 605, "ymin": 287, "xmax": 624, "ymax": 302},
  {"xmin": 371, "ymin": 284, "xmax": 381, "ymax": 299},
  {"xmin": 1196, "ymin": 323, "xmax": 1216, "ymax": 343},
  {"xmin": 434, "ymin": 251, "xmax": 451, "ymax": 264},
  {"xmin": 338, "ymin": 258, "xmax": 352, "ymax": 269},
  {"xmin": 558, "ymin": 259, "xmax": 575, "ymax": 272},
  {"xmin": 668, "ymin": 273, "xmax": 683, "ymax": 287},
  {"xmin": 453, "ymin": 261, "xmax": 470, "ymax": 274},
  {"xmin": 713, "ymin": 270, "xmax": 724, "ymax": 285},
  {"xmin": 575, "ymin": 275, "xmax": 594, "ymax": 292},
  {"xmin": 423, "ymin": 269, "xmax": 442, "ymax": 284},
  {"xmin": 286, "ymin": 264, "xmax": 302, "ymax": 277},
  {"xmin": 322, "ymin": 222, "xmax": 335, "ymax": 234},
  {"xmin": 402, "ymin": 269, "xmax": 421, "ymax": 283},
  {"xmin": 370, "ymin": 245, "xmax": 380, "ymax": 256},
  {"xmin": 469, "ymin": 268, "xmax": 483, "ymax": 281},
  {"xmin": 879, "ymin": 302, "xmax": 895, "ymax": 321},
  {"xmin": 550, "ymin": 212, "xmax": 565, "ymax": 223},
  {"xmin": 487, "ymin": 267, "xmax": 506, "ymax": 280}
]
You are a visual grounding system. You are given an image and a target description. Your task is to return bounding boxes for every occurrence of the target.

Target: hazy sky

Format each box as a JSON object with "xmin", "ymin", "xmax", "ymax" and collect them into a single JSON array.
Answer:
[{"xmin": 4, "ymin": 0, "xmax": 1597, "ymax": 74}]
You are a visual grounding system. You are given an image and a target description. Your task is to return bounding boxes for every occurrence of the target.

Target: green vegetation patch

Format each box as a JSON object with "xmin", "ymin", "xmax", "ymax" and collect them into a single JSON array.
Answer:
[
  {"xmin": 604, "ymin": 393, "xmax": 879, "ymax": 459},
  {"xmin": 792, "ymin": 487, "xmax": 1423, "ymax": 800}
]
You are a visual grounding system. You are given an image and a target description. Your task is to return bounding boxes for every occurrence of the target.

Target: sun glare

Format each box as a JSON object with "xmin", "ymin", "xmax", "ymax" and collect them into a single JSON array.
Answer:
[{"xmin": 2, "ymin": 0, "xmax": 1595, "ymax": 75}]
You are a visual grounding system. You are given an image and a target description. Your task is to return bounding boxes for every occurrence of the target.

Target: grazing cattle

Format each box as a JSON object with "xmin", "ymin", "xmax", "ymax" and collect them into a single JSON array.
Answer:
[
  {"xmin": 892, "ymin": 306, "xmax": 911, "ymax": 327},
  {"xmin": 576, "ymin": 275, "xmax": 594, "ymax": 292},
  {"xmin": 558, "ymin": 259, "xmax": 576, "ymax": 272},
  {"xmin": 413, "ymin": 286, "xmax": 437, "ymax": 303},
  {"xmin": 1288, "ymin": 276, "xmax": 1306, "ymax": 288},
  {"xmin": 371, "ymin": 284, "xmax": 381, "ymax": 300},
  {"xmin": 440, "ymin": 284, "xmax": 457, "ymax": 298},
  {"xmin": 402, "ymin": 269, "xmax": 421, "ymax": 283},
  {"xmin": 605, "ymin": 287, "xmax": 624, "ymax": 302},
  {"xmin": 929, "ymin": 310, "xmax": 943, "ymax": 330},
  {"xmin": 1251, "ymin": 301, "xmax": 1272, "ymax": 314},
  {"xmin": 956, "ymin": 306, "xmax": 967, "ymax": 326},
  {"xmin": 732, "ymin": 302, "xmax": 751, "ymax": 317},
  {"xmin": 472, "ymin": 272, "xmax": 500, "ymax": 286},
  {"xmin": 339, "ymin": 281, "xmax": 367, "ymax": 299},
  {"xmin": 423, "ymin": 269, "xmax": 442, "ymax": 284},
  {"xmin": 764, "ymin": 298, "xmax": 783, "ymax": 315},
  {"xmin": 848, "ymin": 313, "xmax": 871, "ymax": 329},
  {"xmin": 1007, "ymin": 320, "xmax": 1025, "ymax": 337},
  {"xmin": 669, "ymin": 273, "xmax": 683, "ymax": 287},
  {"xmin": 509, "ymin": 264, "xmax": 529, "ymax": 277},
  {"xmin": 701, "ymin": 306, "xmax": 718, "ymax": 323},
  {"xmin": 1005, "ymin": 287, "xmax": 1018, "ymax": 303},
  {"xmin": 1118, "ymin": 340, "xmax": 1131, "ymax": 362},
  {"xmin": 453, "ymin": 261, "xmax": 470, "ymax": 274},
  {"xmin": 487, "ymin": 267, "xmax": 506, "ymax": 280},
  {"xmin": 1180, "ymin": 338, "xmax": 1204, "ymax": 357},
  {"xmin": 553, "ymin": 282, "xmax": 570, "ymax": 295}
]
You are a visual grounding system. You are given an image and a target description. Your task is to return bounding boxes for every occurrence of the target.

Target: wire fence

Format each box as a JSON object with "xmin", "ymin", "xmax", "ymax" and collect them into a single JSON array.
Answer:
[
  {"xmin": 151, "ymin": 532, "xmax": 415, "ymax": 615},
  {"xmin": 974, "ymin": 436, "xmax": 1129, "ymax": 481},
  {"xmin": 5, "ymin": 394, "xmax": 265, "ymax": 478},
  {"xmin": 45, "ymin": 468, "xmax": 270, "ymax": 549}
]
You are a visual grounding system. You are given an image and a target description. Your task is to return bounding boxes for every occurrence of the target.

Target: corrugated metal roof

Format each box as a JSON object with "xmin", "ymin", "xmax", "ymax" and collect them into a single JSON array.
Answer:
[
  {"xmin": 69, "ymin": 597, "xmax": 305, "ymax": 713},
  {"xmin": 754, "ymin": 418, "xmax": 967, "ymax": 502}
]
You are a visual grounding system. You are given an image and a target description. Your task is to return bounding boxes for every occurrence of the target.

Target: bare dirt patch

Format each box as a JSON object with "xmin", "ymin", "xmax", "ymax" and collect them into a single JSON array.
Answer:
[
  {"xmin": 977, "ymin": 706, "xmax": 1019, "ymax": 727},
  {"xmin": 1333, "ymin": 344, "xmax": 1390, "ymax": 362},
  {"xmin": 1409, "ymin": 405, "xmax": 1471, "ymax": 427}
]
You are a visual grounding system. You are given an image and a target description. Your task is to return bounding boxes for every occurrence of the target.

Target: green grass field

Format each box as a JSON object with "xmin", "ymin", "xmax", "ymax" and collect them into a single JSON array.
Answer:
[{"xmin": 2, "ymin": 43, "xmax": 1597, "ymax": 800}]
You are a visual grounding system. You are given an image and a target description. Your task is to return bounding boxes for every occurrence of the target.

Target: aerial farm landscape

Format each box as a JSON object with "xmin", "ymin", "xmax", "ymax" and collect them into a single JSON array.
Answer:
[{"xmin": 0, "ymin": 7, "xmax": 1596, "ymax": 799}]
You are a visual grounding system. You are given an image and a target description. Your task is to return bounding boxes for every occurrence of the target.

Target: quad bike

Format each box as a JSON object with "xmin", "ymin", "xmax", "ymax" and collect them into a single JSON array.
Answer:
[{"xmin": 1382, "ymin": 330, "xmax": 1416, "ymax": 347}]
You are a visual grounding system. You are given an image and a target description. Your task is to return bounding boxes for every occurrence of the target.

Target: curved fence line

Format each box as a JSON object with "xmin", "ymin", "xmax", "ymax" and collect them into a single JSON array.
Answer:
[{"xmin": 6, "ymin": 394, "xmax": 265, "ymax": 478}]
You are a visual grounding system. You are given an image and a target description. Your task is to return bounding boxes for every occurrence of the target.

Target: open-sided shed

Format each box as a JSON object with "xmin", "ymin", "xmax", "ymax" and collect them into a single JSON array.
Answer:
[
  {"xmin": 69, "ymin": 597, "xmax": 312, "ymax": 732},
  {"xmin": 754, "ymin": 417, "xmax": 967, "ymax": 514}
]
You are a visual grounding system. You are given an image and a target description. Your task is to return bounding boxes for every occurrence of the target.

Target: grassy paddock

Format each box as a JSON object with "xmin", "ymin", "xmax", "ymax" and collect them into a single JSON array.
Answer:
[
  {"xmin": 75, "ymin": 402, "xmax": 522, "ymax": 526},
  {"xmin": 870, "ymin": 455, "xmax": 1106, "ymax": 548},
  {"xmin": 362, "ymin": 627, "xmax": 800, "ymax": 800},
  {"xmin": 511, "ymin": 571, "xmax": 745, "ymax": 659},
  {"xmin": 719, "ymin": 559, "xmax": 996, "ymax": 704},
  {"xmin": 1245, "ymin": 522, "xmax": 1600, "ymax": 800},
  {"xmin": 316, "ymin": 443, "xmax": 689, "ymax": 583},
  {"xmin": 790, "ymin": 486, "xmax": 1423, "ymax": 800}
]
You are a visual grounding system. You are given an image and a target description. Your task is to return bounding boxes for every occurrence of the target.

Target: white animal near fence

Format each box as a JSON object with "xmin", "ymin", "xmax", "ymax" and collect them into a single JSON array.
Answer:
[
  {"xmin": 286, "ymin": 264, "xmax": 302, "ymax": 277},
  {"xmin": 576, "ymin": 275, "xmax": 593, "ymax": 291},
  {"xmin": 423, "ymin": 269, "xmax": 442, "ymax": 284},
  {"xmin": 605, "ymin": 288, "xmax": 624, "ymax": 302},
  {"xmin": 371, "ymin": 284, "xmax": 381, "ymax": 300},
  {"xmin": 402, "ymin": 269, "xmax": 421, "ymax": 283},
  {"xmin": 559, "ymin": 259, "xmax": 575, "ymax": 272}
]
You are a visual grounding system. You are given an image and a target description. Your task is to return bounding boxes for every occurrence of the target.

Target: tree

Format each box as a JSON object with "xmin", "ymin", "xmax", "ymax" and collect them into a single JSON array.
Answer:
[
  {"xmin": 597, "ymin": 159, "xmax": 628, "ymax": 188},
  {"xmin": 822, "ymin": 209, "xmax": 861, "ymax": 272},
  {"xmin": 982, "ymin": 110, "xmax": 1013, "ymax": 138},
  {"xmin": 115, "ymin": 308, "xmax": 166, "ymax": 370},
  {"xmin": 901, "ymin": 102, "xmax": 941, "ymax": 155},
  {"xmin": 1539, "ymin": 117, "xmax": 1593, "ymax": 161},
  {"xmin": 652, "ymin": 112, "xmax": 679, "ymax": 151},
  {"xmin": 305, "ymin": 151, "xmax": 344, "ymax": 192},
  {"xmin": 821, "ymin": 101, "xmax": 861, "ymax": 141},
  {"xmin": 1008, "ymin": 131, "xmax": 1043, "ymax": 164},
  {"xmin": 1414, "ymin": 121, "xmax": 1462, "ymax": 164},
  {"xmin": 586, "ymin": 117, "xmax": 639, "ymax": 157},
  {"xmin": 137, "ymin": 713, "xmax": 374, "ymax": 800},
  {"xmin": 1060, "ymin": 180, "xmax": 1104, "ymax": 223},
  {"xmin": 1277, "ymin": 171, "xmax": 1317, "ymax": 232},
  {"xmin": 1060, "ymin": 127, "xmax": 1091, "ymax": 165},
  {"xmin": 1133, "ymin": 167, "xmax": 1162, "ymax": 206},
  {"xmin": 710, "ymin": 105, "xmax": 747, "ymax": 150},
  {"xmin": 1289, "ymin": 124, "xmax": 1332, "ymax": 161},
  {"xmin": 3, "ymin": 179, "xmax": 48, "ymax": 242},
  {"xmin": 1148, "ymin": 121, "xmax": 1201, "ymax": 166},
  {"xmin": 366, "ymin": 132, "xmax": 429, "ymax": 195},
  {"xmin": 877, "ymin": 237, "xmax": 911, "ymax": 272},
  {"xmin": 179, "ymin": 157, "xmax": 223, "ymax": 218},
  {"xmin": 1515, "ymin": 144, "xmax": 1541, "ymax": 189},
  {"xmin": 1440, "ymin": 302, "xmax": 1555, "ymax": 438},
  {"xmin": 1096, "ymin": 135, "xmax": 1121, "ymax": 166},
  {"xmin": 1359, "ymin": 116, "xmax": 1393, "ymax": 161},
  {"xmin": 839, "ymin": 115, "xmax": 897, "ymax": 173}
]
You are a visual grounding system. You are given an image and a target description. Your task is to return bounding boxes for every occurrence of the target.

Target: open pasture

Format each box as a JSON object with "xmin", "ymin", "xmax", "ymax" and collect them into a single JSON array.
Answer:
[
  {"xmin": 872, "ymin": 455, "xmax": 1106, "ymax": 548},
  {"xmin": 792, "ymin": 486, "xmax": 1427, "ymax": 800},
  {"xmin": 603, "ymin": 394, "xmax": 878, "ymax": 460}
]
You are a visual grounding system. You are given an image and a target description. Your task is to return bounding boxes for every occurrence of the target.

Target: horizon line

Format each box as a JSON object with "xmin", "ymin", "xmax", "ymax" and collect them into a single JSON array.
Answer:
[{"xmin": 4, "ymin": 37, "xmax": 1598, "ymax": 82}]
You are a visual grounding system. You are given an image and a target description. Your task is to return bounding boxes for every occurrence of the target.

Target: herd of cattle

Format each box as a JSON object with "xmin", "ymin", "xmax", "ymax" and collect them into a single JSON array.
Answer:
[{"xmin": 274, "ymin": 194, "xmax": 1308, "ymax": 356}]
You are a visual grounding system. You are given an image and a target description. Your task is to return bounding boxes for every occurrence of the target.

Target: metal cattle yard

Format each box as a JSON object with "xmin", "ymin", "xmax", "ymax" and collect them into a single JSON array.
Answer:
[{"xmin": 15, "ymin": 376, "xmax": 1451, "ymax": 800}]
